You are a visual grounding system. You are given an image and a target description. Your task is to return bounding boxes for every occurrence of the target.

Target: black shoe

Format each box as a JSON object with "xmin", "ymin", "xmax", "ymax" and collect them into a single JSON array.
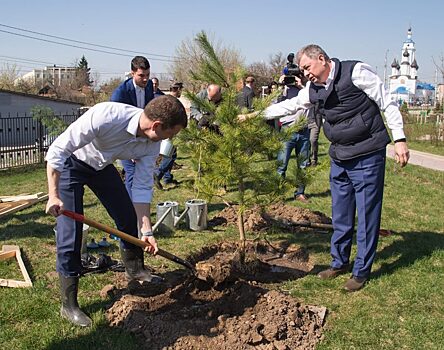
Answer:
[
  {"xmin": 153, "ymin": 174, "xmax": 163, "ymax": 190},
  {"xmin": 164, "ymin": 179, "xmax": 180, "ymax": 185},
  {"xmin": 59, "ymin": 274, "xmax": 92, "ymax": 327}
]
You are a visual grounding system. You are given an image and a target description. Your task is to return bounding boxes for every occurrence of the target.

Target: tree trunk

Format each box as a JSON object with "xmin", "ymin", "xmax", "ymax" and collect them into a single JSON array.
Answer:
[
  {"xmin": 237, "ymin": 210, "xmax": 246, "ymax": 264},
  {"xmin": 237, "ymin": 179, "xmax": 246, "ymax": 263}
]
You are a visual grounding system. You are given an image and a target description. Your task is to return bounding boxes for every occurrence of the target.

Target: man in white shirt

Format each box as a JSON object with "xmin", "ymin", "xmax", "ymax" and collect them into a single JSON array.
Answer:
[
  {"xmin": 262, "ymin": 44, "xmax": 409, "ymax": 292},
  {"xmin": 45, "ymin": 95, "xmax": 187, "ymax": 327}
]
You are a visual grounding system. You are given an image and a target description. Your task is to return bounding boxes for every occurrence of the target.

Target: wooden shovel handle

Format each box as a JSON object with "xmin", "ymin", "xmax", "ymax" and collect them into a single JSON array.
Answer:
[{"xmin": 61, "ymin": 210, "xmax": 196, "ymax": 272}]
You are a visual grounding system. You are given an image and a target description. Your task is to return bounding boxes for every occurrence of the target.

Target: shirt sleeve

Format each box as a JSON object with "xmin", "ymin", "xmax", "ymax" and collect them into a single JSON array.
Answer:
[
  {"xmin": 352, "ymin": 63, "xmax": 406, "ymax": 141},
  {"xmin": 264, "ymin": 86, "xmax": 312, "ymax": 120},
  {"xmin": 131, "ymin": 146, "xmax": 159, "ymax": 204}
]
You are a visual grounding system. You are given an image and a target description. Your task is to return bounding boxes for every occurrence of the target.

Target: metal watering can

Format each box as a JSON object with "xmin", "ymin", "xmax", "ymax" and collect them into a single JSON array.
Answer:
[
  {"xmin": 185, "ymin": 199, "xmax": 207, "ymax": 231},
  {"xmin": 153, "ymin": 201, "xmax": 189, "ymax": 233}
]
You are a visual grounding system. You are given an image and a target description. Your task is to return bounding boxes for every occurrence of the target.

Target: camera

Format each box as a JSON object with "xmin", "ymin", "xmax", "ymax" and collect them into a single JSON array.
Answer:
[{"xmin": 283, "ymin": 53, "xmax": 304, "ymax": 85}]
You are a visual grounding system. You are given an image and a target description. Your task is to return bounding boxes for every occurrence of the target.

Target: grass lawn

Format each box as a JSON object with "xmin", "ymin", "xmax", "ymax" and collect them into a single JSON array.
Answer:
[
  {"xmin": 407, "ymin": 140, "xmax": 444, "ymax": 157},
  {"xmin": 1, "ymin": 139, "xmax": 443, "ymax": 350}
]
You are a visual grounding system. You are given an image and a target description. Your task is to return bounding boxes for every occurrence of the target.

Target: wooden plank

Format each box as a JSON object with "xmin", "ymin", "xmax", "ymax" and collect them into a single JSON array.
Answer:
[
  {"xmin": 0, "ymin": 192, "xmax": 45, "ymax": 202},
  {"xmin": 0, "ymin": 245, "xmax": 33, "ymax": 288},
  {"xmin": 0, "ymin": 194, "xmax": 48, "ymax": 219}
]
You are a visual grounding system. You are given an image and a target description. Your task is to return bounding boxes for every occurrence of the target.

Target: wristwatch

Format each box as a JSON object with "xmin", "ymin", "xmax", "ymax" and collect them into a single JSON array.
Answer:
[{"xmin": 141, "ymin": 229, "xmax": 154, "ymax": 237}]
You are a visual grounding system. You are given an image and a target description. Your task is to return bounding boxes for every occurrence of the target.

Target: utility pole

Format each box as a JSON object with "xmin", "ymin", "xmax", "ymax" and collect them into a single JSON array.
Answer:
[{"xmin": 383, "ymin": 49, "xmax": 389, "ymax": 89}]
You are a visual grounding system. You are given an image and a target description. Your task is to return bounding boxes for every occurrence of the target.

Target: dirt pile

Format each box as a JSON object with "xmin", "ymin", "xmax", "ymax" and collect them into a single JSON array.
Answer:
[
  {"xmin": 105, "ymin": 241, "xmax": 326, "ymax": 349},
  {"xmin": 209, "ymin": 202, "xmax": 331, "ymax": 232}
]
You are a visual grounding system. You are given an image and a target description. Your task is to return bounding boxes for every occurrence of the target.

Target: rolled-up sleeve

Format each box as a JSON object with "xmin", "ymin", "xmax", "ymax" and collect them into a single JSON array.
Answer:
[{"xmin": 131, "ymin": 145, "xmax": 160, "ymax": 204}]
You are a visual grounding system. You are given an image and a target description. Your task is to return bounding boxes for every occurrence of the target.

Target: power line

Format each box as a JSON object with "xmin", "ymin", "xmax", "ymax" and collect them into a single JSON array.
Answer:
[
  {"xmin": 0, "ymin": 23, "xmax": 178, "ymax": 60},
  {"xmin": 0, "ymin": 55, "xmax": 67, "ymax": 66},
  {"xmin": 0, "ymin": 27, "xmax": 177, "ymax": 63}
]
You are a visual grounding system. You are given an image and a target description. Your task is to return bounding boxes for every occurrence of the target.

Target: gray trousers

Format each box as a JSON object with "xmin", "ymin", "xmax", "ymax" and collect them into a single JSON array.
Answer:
[{"xmin": 308, "ymin": 122, "xmax": 320, "ymax": 163}]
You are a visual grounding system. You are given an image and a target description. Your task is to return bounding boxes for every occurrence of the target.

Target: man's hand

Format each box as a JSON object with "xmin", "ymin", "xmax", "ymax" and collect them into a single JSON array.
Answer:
[
  {"xmin": 238, "ymin": 111, "xmax": 259, "ymax": 122},
  {"xmin": 46, "ymin": 196, "xmax": 64, "ymax": 217},
  {"xmin": 394, "ymin": 141, "xmax": 409, "ymax": 167},
  {"xmin": 141, "ymin": 235, "xmax": 158, "ymax": 255}
]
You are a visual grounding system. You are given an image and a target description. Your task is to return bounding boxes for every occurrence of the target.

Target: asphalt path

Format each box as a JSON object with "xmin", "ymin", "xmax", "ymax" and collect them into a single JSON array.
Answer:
[{"xmin": 386, "ymin": 144, "xmax": 444, "ymax": 171}]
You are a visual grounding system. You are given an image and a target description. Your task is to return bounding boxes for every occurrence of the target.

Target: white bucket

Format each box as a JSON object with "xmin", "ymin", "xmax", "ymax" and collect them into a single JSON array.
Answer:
[
  {"xmin": 54, "ymin": 224, "xmax": 89, "ymax": 255},
  {"xmin": 159, "ymin": 138, "xmax": 175, "ymax": 157}
]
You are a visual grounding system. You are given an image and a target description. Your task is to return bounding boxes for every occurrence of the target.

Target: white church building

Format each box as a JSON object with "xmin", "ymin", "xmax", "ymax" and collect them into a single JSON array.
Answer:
[
  {"xmin": 388, "ymin": 27, "xmax": 436, "ymax": 105},
  {"xmin": 389, "ymin": 27, "xmax": 419, "ymax": 104}
]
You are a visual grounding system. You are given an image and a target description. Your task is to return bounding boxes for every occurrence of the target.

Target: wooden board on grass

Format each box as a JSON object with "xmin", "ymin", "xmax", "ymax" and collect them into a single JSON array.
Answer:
[
  {"xmin": 0, "ymin": 192, "xmax": 48, "ymax": 218},
  {"xmin": 0, "ymin": 245, "xmax": 32, "ymax": 288}
]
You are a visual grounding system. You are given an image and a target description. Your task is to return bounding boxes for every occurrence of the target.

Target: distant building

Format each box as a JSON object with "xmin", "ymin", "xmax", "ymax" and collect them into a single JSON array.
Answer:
[
  {"xmin": 388, "ymin": 27, "xmax": 436, "ymax": 106},
  {"xmin": 17, "ymin": 65, "xmax": 78, "ymax": 87},
  {"xmin": 389, "ymin": 28, "xmax": 419, "ymax": 103}
]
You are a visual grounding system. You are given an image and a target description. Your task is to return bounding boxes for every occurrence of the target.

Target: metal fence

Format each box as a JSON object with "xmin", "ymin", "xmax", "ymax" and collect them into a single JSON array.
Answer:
[{"xmin": 0, "ymin": 113, "xmax": 80, "ymax": 170}]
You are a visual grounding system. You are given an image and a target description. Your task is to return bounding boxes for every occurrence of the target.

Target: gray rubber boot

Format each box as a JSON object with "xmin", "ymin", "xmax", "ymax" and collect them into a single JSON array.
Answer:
[
  {"xmin": 120, "ymin": 247, "xmax": 154, "ymax": 282},
  {"xmin": 59, "ymin": 274, "xmax": 92, "ymax": 327}
]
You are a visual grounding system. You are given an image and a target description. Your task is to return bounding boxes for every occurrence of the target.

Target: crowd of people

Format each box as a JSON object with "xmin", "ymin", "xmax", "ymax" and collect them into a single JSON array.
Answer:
[{"xmin": 45, "ymin": 45, "xmax": 410, "ymax": 327}]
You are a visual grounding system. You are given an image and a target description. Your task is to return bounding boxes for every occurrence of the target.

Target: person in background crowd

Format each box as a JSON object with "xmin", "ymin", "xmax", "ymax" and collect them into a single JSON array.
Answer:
[
  {"xmin": 154, "ymin": 82, "xmax": 184, "ymax": 189},
  {"xmin": 152, "ymin": 77, "xmax": 165, "ymax": 98},
  {"xmin": 237, "ymin": 76, "xmax": 255, "ymax": 111},
  {"xmin": 110, "ymin": 56, "xmax": 154, "ymax": 198}
]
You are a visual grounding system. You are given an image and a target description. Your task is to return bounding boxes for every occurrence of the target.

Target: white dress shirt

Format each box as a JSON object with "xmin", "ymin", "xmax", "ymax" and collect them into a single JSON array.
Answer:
[
  {"xmin": 133, "ymin": 80, "xmax": 145, "ymax": 108},
  {"xmin": 45, "ymin": 102, "xmax": 160, "ymax": 204},
  {"xmin": 265, "ymin": 60, "xmax": 406, "ymax": 141}
]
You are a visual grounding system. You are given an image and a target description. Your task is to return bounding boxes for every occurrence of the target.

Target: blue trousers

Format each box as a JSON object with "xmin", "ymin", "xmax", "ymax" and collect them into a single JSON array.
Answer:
[
  {"xmin": 277, "ymin": 127, "xmax": 310, "ymax": 196},
  {"xmin": 329, "ymin": 149, "xmax": 386, "ymax": 278},
  {"xmin": 156, "ymin": 147, "xmax": 177, "ymax": 183},
  {"xmin": 56, "ymin": 156, "xmax": 138, "ymax": 277},
  {"xmin": 121, "ymin": 159, "xmax": 135, "ymax": 199}
]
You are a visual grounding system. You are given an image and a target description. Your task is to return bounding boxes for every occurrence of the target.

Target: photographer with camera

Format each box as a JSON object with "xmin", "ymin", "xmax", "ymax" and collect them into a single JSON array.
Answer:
[
  {"xmin": 274, "ymin": 59, "xmax": 311, "ymax": 203},
  {"xmin": 282, "ymin": 53, "xmax": 321, "ymax": 166}
]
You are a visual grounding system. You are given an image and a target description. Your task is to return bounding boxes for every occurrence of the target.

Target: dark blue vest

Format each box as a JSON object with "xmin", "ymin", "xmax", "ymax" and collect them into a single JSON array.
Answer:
[{"xmin": 309, "ymin": 58, "xmax": 391, "ymax": 160}]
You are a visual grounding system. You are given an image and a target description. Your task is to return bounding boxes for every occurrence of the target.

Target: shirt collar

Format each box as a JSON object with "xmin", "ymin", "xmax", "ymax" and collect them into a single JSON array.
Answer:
[
  {"xmin": 133, "ymin": 79, "xmax": 144, "ymax": 92},
  {"xmin": 127, "ymin": 111, "xmax": 143, "ymax": 137},
  {"xmin": 313, "ymin": 60, "xmax": 335, "ymax": 89}
]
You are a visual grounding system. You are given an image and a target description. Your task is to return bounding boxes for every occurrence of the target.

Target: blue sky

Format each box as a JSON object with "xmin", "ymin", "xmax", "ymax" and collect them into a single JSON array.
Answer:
[{"xmin": 1, "ymin": 0, "xmax": 442, "ymax": 84}]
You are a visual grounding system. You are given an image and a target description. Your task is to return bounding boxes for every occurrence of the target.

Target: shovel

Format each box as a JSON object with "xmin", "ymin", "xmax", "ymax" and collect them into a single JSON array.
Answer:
[{"xmin": 61, "ymin": 210, "xmax": 197, "ymax": 274}]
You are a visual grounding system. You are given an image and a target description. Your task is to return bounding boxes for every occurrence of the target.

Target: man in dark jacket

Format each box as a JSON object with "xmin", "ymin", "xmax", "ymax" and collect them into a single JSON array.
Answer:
[
  {"xmin": 111, "ymin": 56, "xmax": 155, "ymax": 198},
  {"xmin": 263, "ymin": 44, "xmax": 409, "ymax": 291},
  {"xmin": 152, "ymin": 77, "xmax": 165, "ymax": 98},
  {"xmin": 237, "ymin": 76, "xmax": 255, "ymax": 111}
]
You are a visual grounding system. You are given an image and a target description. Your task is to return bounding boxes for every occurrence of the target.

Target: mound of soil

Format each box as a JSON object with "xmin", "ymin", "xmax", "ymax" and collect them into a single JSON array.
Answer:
[
  {"xmin": 208, "ymin": 202, "xmax": 331, "ymax": 232},
  {"xmin": 105, "ymin": 241, "xmax": 326, "ymax": 349}
]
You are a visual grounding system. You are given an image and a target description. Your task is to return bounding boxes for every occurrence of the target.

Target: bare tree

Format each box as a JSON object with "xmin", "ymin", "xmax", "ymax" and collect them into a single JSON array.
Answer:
[
  {"xmin": 432, "ymin": 54, "xmax": 444, "ymax": 83},
  {"xmin": 0, "ymin": 64, "xmax": 20, "ymax": 90},
  {"xmin": 0, "ymin": 63, "xmax": 40, "ymax": 94},
  {"xmin": 168, "ymin": 32, "xmax": 244, "ymax": 92},
  {"xmin": 246, "ymin": 52, "xmax": 286, "ymax": 96}
]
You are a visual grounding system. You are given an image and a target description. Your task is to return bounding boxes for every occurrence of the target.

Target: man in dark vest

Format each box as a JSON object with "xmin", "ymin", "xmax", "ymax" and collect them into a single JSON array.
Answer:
[{"xmin": 262, "ymin": 44, "xmax": 410, "ymax": 291}]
